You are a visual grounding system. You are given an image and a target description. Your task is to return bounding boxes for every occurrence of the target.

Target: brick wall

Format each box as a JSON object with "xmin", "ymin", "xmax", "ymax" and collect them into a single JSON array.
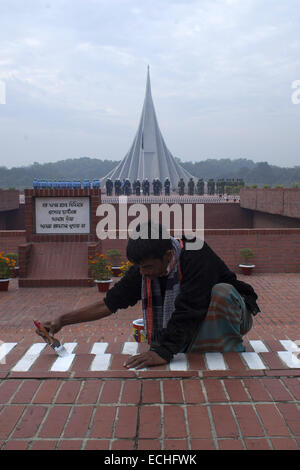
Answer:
[
  {"xmin": 240, "ymin": 188, "xmax": 300, "ymax": 219},
  {"xmin": 24, "ymin": 188, "xmax": 101, "ymax": 242},
  {"xmin": 0, "ymin": 189, "xmax": 20, "ymax": 211},
  {"xmin": 204, "ymin": 229, "xmax": 300, "ymax": 273},
  {"xmin": 100, "ymin": 228, "xmax": 300, "ymax": 274},
  {"xmin": 0, "ymin": 230, "xmax": 26, "ymax": 253},
  {"xmin": 252, "ymin": 211, "xmax": 300, "ymax": 228}
]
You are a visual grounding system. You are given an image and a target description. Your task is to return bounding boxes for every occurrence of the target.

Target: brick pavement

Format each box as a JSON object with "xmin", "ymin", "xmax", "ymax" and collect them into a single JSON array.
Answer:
[{"xmin": 0, "ymin": 273, "xmax": 299, "ymax": 450}]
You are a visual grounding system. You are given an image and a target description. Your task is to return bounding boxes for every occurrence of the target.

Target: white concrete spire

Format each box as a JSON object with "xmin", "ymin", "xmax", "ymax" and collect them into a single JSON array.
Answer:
[{"xmin": 102, "ymin": 67, "xmax": 195, "ymax": 188}]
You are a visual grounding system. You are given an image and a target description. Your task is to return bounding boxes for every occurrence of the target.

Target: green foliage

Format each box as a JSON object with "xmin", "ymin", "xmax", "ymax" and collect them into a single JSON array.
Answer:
[
  {"xmin": 0, "ymin": 156, "xmax": 300, "ymax": 189},
  {"xmin": 239, "ymin": 248, "xmax": 254, "ymax": 264},
  {"xmin": 5, "ymin": 252, "xmax": 18, "ymax": 264}
]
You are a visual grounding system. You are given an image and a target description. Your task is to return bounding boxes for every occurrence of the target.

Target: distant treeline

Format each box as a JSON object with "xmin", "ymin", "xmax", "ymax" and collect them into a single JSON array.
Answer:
[{"xmin": 0, "ymin": 156, "xmax": 300, "ymax": 189}]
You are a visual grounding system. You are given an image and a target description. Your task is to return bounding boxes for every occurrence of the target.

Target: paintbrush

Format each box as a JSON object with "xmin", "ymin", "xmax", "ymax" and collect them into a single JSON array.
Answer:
[{"xmin": 33, "ymin": 320, "xmax": 68, "ymax": 357}]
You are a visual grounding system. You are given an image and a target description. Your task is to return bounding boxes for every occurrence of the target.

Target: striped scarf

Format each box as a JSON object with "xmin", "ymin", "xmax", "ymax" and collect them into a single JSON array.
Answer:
[{"xmin": 142, "ymin": 237, "xmax": 183, "ymax": 344}]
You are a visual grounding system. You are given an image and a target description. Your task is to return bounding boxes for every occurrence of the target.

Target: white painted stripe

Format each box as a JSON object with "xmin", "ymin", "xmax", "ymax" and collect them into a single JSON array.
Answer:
[
  {"xmin": 279, "ymin": 340, "xmax": 300, "ymax": 351},
  {"xmin": 0, "ymin": 343, "xmax": 17, "ymax": 363},
  {"xmin": 90, "ymin": 343, "xmax": 108, "ymax": 355},
  {"xmin": 90, "ymin": 353, "xmax": 112, "ymax": 371},
  {"xmin": 249, "ymin": 340, "xmax": 269, "ymax": 353},
  {"xmin": 90, "ymin": 342, "xmax": 111, "ymax": 371},
  {"xmin": 121, "ymin": 342, "xmax": 139, "ymax": 355},
  {"xmin": 11, "ymin": 343, "xmax": 47, "ymax": 371},
  {"xmin": 50, "ymin": 343, "xmax": 77, "ymax": 372},
  {"xmin": 169, "ymin": 353, "xmax": 188, "ymax": 371},
  {"xmin": 241, "ymin": 352, "xmax": 267, "ymax": 369},
  {"xmin": 277, "ymin": 351, "xmax": 300, "ymax": 368},
  {"xmin": 205, "ymin": 352, "xmax": 227, "ymax": 370}
]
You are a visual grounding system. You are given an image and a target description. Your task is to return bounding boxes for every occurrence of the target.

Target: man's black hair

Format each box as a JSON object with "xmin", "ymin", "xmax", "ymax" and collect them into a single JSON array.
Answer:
[{"xmin": 126, "ymin": 220, "xmax": 172, "ymax": 264}]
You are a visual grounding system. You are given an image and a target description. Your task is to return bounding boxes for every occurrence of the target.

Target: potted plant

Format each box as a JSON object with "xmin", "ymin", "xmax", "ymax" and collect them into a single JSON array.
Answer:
[
  {"xmin": 5, "ymin": 252, "xmax": 19, "ymax": 277},
  {"xmin": 106, "ymin": 249, "xmax": 122, "ymax": 276},
  {"xmin": 238, "ymin": 248, "xmax": 255, "ymax": 275},
  {"xmin": 88, "ymin": 253, "xmax": 113, "ymax": 292},
  {"xmin": 0, "ymin": 252, "xmax": 16, "ymax": 291},
  {"xmin": 118, "ymin": 260, "xmax": 134, "ymax": 277}
]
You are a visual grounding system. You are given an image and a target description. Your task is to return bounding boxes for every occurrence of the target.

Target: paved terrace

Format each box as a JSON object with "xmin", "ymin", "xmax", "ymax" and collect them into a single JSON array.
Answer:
[{"xmin": 0, "ymin": 273, "xmax": 299, "ymax": 450}]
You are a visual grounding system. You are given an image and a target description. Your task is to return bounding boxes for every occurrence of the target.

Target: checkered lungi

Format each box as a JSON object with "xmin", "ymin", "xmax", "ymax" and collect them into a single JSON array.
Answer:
[{"xmin": 188, "ymin": 283, "xmax": 253, "ymax": 353}]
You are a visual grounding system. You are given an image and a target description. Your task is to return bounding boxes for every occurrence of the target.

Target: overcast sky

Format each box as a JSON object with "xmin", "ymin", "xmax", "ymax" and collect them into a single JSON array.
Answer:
[{"xmin": 0, "ymin": 0, "xmax": 300, "ymax": 169}]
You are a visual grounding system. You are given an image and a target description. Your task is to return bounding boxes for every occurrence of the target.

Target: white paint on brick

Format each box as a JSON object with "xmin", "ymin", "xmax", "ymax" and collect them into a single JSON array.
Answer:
[
  {"xmin": 249, "ymin": 340, "xmax": 269, "ymax": 353},
  {"xmin": 277, "ymin": 351, "xmax": 300, "ymax": 368},
  {"xmin": 205, "ymin": 352, "xmax": 227, "ymax": 370},
  {"xmin": 90, "ymin": 353, "xmax": 112, "ymax": 371},
  {"xmin": 279, "ymin": 340, "xmax": 299, "ymax": 351},
  {"xmin": 169, "ymin": 353, "xmax": 188, "ymax": 371},
  {"xmin": 50, "ymin": 343, "xmax": 77, "ymax": 371},
  {"xmin": 121, "ymin": 342, "xmax": 139, "ymax": 355},
  {"xmin": 12, "ymin": 343, "xmax": 47, "ymax": 371},
  {"xmin": 241, "ymin": 352, "xmax": 267, "ymax": 369},
  {"xmin": 90, "ymin": 342, "xmax": 109, "ymax": 355},
  {"xmin": 0, "ymin": 342, "xmax": 17, "ymax": 364}
]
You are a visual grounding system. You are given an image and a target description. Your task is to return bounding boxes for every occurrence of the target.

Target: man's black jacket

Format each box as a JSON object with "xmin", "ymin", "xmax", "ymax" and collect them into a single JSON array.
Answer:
[{"xmin": 104, "ymin": 240, "xmax": 260, "ymax": 362}]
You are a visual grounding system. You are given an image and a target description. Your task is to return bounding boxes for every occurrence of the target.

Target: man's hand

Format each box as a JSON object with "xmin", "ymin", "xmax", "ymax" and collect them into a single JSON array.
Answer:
[
  {"xmin": 35, "ymin": 317, "xmax": 63, "ymax": 338},
  {"xmin": 124, "ymin": 350, "xmax": 168, "ymax": 369}
]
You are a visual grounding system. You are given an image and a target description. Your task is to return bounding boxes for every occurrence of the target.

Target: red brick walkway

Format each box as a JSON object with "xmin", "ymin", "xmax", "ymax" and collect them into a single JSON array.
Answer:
[{"xmin": 0, "ymin": 274, "xmax": 299, "ymax": 450}]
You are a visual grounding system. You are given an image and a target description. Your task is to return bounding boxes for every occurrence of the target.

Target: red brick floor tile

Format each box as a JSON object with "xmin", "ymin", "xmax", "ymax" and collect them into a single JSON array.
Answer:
[
  {"xmin": 162, "ymin": 380, "xmax": 183, "ymax": 403},
  {"xmin": 3, "ymin": 440, "xmax": 30, "ymax": 450},
  {"xmin": 203, "ymin": 379, "xmax": 227, "ymax": 402},
  {"xmin": 38, "ymin": 406, "xmax": 71, "ymax": 438},
  {"xmin": 223, "ymin": 379, "xmax": 249, "ymax": 402},
  {"xmin": 0, "ymin": 379, "xmax": 22, "ymax": 403},
  {"xmin": 255, "ymin": 404, "xmax": 290, "ymax": 437},
  {"xmin": 0, "ymin": 405, "xmax": 25, "ymax": 439},
  {"xmin": 281, "ymin": 377, "xmax": 300, "ymax": 400},
  {"xmin": 11, "ymin": 380, "xmax": 41, "ymax": 403},
  {"xmin": 210, "ymin": 405, "xmax": 239, "ymax": 438},
  {"xmin": 164, "ymin": 405, "xmax": 186, "ymax": 438},
  {"xmin": 260, "ymin": 352, "xmax": 289, "ymax": 369},
  {"xmin": 30, "ymin": 352, "xmax": 58, "ymax": 373},
  {"xmin": 270, "ymin": 438, "xmax": 299, "ymax": 450},
  {"xmin": 164, "ymin": 439, "xmax": 188, "ymax": 450},
  {"xmin": 187, "ymin": 406, "xmax": 212, "ymax": 439},
  {"xmin": 218, "ymin": 439, "xmax": 244, "ymax": 450},
  {"xmin": 121, "ymin": 381, "xmax": 141, "ymax": 404},
  {"xmin": 31, "ymin": 440, "xmax": 57, "ymax": 450},
  {"xmin": 110, "ymin": 354, "xmax": 130, "ymax": 371},
  {"xmin": 261, "ymin": 378, "xmax": 294, "ymax": 401},
  {"xmin": 222, "ymin": 352, "xmax": 247, "ymax": 370},
  {"xmin": 55, "ymin": 381, "xmax": 81, "ymax": 403},
  {"xmin": 114, "ymin": 406, "xmax": 138, "ymax": 438},
  {"xmin": 99, "ymin": 380, "xmax": 122, "ymax": 403},
  {"xmin": 72, "ymin": 354, "xmax": 94, "ymax": 373},
  {"xmin": 84, "ymin": 440, "xmax": 110, "ymax": 450},
  {"xmin": 111, "ymin": 439, "xmax": 135, "ymax": 450},
  {"xmin": 245, "ymin": 438, "xmax": 271, "ymax": 450},
  {"xmin": 89, "ymin": 406, "xmax": 116, "ymax": 438},
  {"xmin": 106, "ymin": 343, "xmax": 122, "ymax": 354},
  {"xmin": 57, "ymin": 440, "xmax": 83, "ymax": 450},
  {"xmin": 63, "ymin": 406, "xmax": 94, "ymax": 438},
  {"xmin": 233, "ymin": 404, "xmax": 264, "ymax": 437},
  {"xmin": 142, "ymin": 380, "xmax": 161, "ymax": 403},
  {"xmin": 276, "ymin": 403, "xmax": 300, "ymax": 436},
  {"xmin": 186, "ymin": 354, "xmax": 206, "ymax": 370},
  {"xmin": 138, "ymin": 439, "xmax": 161, "ymax": 450},
  {"xmin": 139, "ymin": 406, "xmax": 161, "ymax": 439},
  {"xmin": 76, "ymin": 380, "xmax": 102, "ymax": 404},
  {"xmin": 33, "ymin": 380, "xmax": 62, "ymax": 403},
  {"xmin": 190, "ymin": 439, "xmax": 216, "ymax": 450},
  {"xmin": 11, "ymin": 405, "xmax": 47, "ymax": 438},
  {"xmin": 182, "ymin": 379, "xmax": 205, "ymax": 403},
  {"xmin": 243, "ymin": 379, "xmax": 272, "ymax": 401}
]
